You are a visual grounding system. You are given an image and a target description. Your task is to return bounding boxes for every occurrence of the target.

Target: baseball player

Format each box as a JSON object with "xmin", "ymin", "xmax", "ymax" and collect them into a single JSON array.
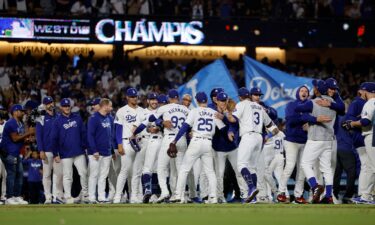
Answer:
[
  {"xmin": 87, "ymin": 98, "xmax": 114, "ymax": 203},
  {"xmin": 343, "ymin": 83, "xmax": 370, "ymax": 203},
  {"xmin": 171, "ymin": 92, "xmax": 226, "ymax": 203},
  {"xmin": 227, "ymin": 89, "xmax": 279, "ymax": 203},
  {"xmin": 113, "ymin": 87, "xmax": 145, "ymax": 204},
  {"xmin": 181, "ymin": 94, "xmax": 193, "ymax": 109},
  {"xmin": 51, "ymin": 98, "xmax": 88, "ymax": 204},
  {"xmin": 212, "ymin": 91, "xmax": 248, "ymax": 203},
  {"xmin": 35, "ymin": 96, "xmax": 64, "ymax": 204},
  {"xmin": 346, "ymin": 82, "xmax": 375, "ymax": 204},
  {"xmin": 297, "ymin": 80, "xmax": 336, "ymax": 204},
  {"xmin": 145, "ymin": 89, "xmax": 189, "ymax": 203},
  {"xmin": 0, "ymin": 106, "xmax": 8, "ymax": 203}
]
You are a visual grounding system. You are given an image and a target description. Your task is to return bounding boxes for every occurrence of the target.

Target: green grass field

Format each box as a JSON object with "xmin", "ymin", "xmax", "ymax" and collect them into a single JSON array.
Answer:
[{"xmin": 1, "ymin": 204, "xmax": 374, "ymax": 225}]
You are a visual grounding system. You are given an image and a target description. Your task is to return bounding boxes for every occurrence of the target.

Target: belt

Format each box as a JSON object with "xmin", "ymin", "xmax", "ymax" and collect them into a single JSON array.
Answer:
[
  {"xmin": 152, "ymin": 136, "xmax": 162, "ymax": 139},
  {"xmin": 194, "ymin": 137, "xmax": 212, "ymax": 141},
  {"xmin": 168, "ymin": 133, "xmax": 176, "ymax": 136}
]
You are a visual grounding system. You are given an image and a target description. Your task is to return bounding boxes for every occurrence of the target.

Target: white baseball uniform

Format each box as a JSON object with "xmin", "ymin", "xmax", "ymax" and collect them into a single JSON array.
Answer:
[
  {"xmin": 152, "ymin": 103, "xmax": 189, "ymax": 199},
  {"xmin": 174, "ymin": 106, "xmax": 225, "ymax": 201},
  {"xmin": 113, "ymin": 104, "xmax": 145, "ymax": 202},
  {"xmin": 0, "ymin": 121, "xmax": 7, "ymax": 199}
]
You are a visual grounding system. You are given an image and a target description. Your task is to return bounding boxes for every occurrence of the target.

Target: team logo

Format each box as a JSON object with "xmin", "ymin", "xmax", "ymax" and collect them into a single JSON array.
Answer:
[
  {"xmin": 125, "ymin": 115, "xmax": 136, "ymax": 123},
  {"xmin": 63, "ymin": 121, "xmax": 78, "ymax": 129}
]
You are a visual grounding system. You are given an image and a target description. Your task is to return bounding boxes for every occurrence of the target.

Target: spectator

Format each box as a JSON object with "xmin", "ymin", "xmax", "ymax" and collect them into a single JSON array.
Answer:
[
  {"xmin": 71, "ymin": 0, "xmax": 90, "ymax": 15},
  {"xmin": 127, "ymin": 0, "xmax": 141, "ymax": 15},
  {"xmin": 191, "ymin": 0, "xmax": 203, "ymax": 19},
  {"xmin": 139, "ymin": 0, "xmax": 152, "ymax": 15},
  {"xmin": 92, "ymin": 0, "xmax": 110, "ymax": 16},
  {"xmin": 110, "ymin": 0, "xmax": 125, "ymax": 14},
  {"xmin": 55, "ymin": 0, "xmax": 71, "ymax": 15}
]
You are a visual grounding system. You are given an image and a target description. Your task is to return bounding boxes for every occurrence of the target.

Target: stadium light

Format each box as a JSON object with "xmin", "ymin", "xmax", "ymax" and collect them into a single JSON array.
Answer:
[
  {"xmin": 297, "ymin": 41, "xmax": 304, "ymax": 48},
  {"xmin": 254, "ymin": 29, "xmax": 261, "ymax": 36},
  {"xmin": 343, "ymin": 23, "xmax": 349, "ymax": 31}
]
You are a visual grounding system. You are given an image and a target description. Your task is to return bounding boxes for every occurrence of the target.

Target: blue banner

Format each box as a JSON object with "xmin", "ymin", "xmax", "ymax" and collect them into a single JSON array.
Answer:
[
  {"xmin": 244, "ymin": 56, "xmax": 314, "ymax": 118},
  {"xmin": 178, "ymin": 59, "xmax": 239, "ymax": 107}
]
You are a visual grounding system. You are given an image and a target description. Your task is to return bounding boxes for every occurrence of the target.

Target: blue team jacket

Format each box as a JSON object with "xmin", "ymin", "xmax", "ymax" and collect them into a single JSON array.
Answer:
[
  {"xmin": 36, "ymin": 113, "xmax": 57, "ymax": 152},
  {"xmin": 51, "ymin": 112, "xmax": 87, "ymax": 159},
  {"xmin": 87, "ymin": 112, "xmax": 113, "ymax": 156},
  {"xmin": 345, "ymin": 96, "xmax": 366, "ymax": 148}
]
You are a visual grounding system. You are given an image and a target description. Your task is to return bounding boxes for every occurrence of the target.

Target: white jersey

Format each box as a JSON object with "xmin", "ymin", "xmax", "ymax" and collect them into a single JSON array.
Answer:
[
  {"xmin": 185, "ymin": 107, "xmax": 225, "ymax": 138},
  {"xmin": 0, "ymin": 121, "xmax": 5, "ymax": 143},
  {"xmin": 115, "ymin": 105, "xmax": 145, "ymax": 139},
  {"xmin": 153, "ymin": 103, "xmax": 190, "ymax": 135},
  {"xmin": 140, "ymin": 108, "xmax": 162, "ymax": 137},
  {"xmin": 361, "ymin": 98, "xmax": 375, "ymax": 136},
  {"xmin": 233, "ymin": 99, "xmax": 272, "ymax": 136},
  {"xmin": 264, "ymin": 131, "xmax": 285, "ymax": 154}
]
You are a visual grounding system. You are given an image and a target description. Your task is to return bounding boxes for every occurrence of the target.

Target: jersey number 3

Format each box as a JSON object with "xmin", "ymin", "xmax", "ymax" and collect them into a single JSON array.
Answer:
[
  {"xmin": 197, "ymin": 118, "xmax": 213, "ymax": 131},
  {"xmin": 253, "ymin": 112, "xmax": 260, "ymax": 125}
]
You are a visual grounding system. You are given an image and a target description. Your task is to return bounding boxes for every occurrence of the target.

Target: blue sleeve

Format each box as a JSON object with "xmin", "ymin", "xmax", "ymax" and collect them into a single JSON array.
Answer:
[
  {"xmin": 36, "ymin": 121, "xmax": 44, "ymax": 151},
  {"xmin": 300, "ymin": 113, "xmax": 317, "ymax": 124},
  {"xmin": 330, "ymin": 95, "xmax": 345, "ymax": 115},
  {"xmin": 111, "ymin": 117, "xmax": 117, "ymax": 149},
  {"xmin": 87, "ymin": 117, "xmax": 97, "ymax": 155},
  {"xmin": 285, "ymin": 103, "xmax": 301, "ymax": 126},
  {"xmin": 345, "ymin": 101, "xmax": 358, "ymax": 121},
  {"xmin": 149, "ymin": 115, "xmax": 157, "ymax": 122},
  {"xmin": 51, "ymin": 119, "xmax": 59, "ymax": 157},
  {"xmin": 295, "ymin": 101, "xmax": 313, "ymax": 113},
  {"xmin": 134, "ymin": 124, "xmax": 147, "ymax": 135},
  {"xmin": 360, "ymin": 118, "xmax": 371, "ymax": 127},
  {"xmin": 174, "ymin": 123, "xmax": 190, "ymax": 143},
  {"xmin": 155, "ymin": 118, "xmax": 163, "ymax": 127},
  {"xmin": 115, "ymin": 124, "xmax": 123, "ymax": 145}
]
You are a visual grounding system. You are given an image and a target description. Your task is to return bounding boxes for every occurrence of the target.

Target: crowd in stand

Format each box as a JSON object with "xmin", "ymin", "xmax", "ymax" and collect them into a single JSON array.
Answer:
[{"xmin": 0, "ymin": 0, "xmax": 374, "ymax": 20}]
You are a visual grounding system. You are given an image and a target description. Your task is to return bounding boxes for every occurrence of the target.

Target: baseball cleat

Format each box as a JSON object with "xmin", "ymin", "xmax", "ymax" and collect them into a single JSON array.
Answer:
[
  {"xmin": 277, "ymin": 193, "xmax": 287, "ymax": 203},
  {"xmin": 320, "ymin": 197, "xmax": 333, "ymax": 204},
  {"xmin": 245, "ymin": 188, "xmax": 259, "ymax": 203},
  {"xmin": 44, "ymin": 198, "xmax": 52, "ymax": 204},
  {"xmin": 143, "ymin": 193, "xmax": 152, "ymax": 204},
  {"xmin": 312, "ymin": 185, "xmax": 324, "ymax": 204},
  {"xmin": 156, "ymin": 195, "xmax": 170, "ymax": 204},
  {"xmin": 294, "ymin": 196, "xmax": 308, "ymax": 204}
]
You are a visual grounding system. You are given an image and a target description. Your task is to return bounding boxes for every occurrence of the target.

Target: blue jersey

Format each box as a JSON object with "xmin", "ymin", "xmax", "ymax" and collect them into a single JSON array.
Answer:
[
  {"xmin": 24, "ymin": 158, "xmax": 42, "ymax": 182},
  {"xmin": 36, "ymin": 113, "xmax": 57, "ymax": 152},
  {"xmin": 208, "ymin": 103, "xmax": 239, "ymax": 152},
  {"xmin": 87, "ymin": 112, "xmax": 113, "ymax": 156},
  {"xmin": 345, "ymin": 96, "xmax": 366, "ymax": 148},
  {"xmin": 51, "ymin": 113, "xmax": 87, "ymax": 159},
  {"xmin": 2, "ymin": 118, "xmax": 25, "ymax": 157},
  {"xmin": 336, "ymin": 116, "xmax": 354, "ymax": 152}
]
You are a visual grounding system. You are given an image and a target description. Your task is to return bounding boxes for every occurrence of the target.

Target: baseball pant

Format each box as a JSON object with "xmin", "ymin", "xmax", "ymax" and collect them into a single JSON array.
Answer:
[
  {"xmin": 356, "ymin": 146, "xmax": 374, "ymax": 197},
  {"xmin": 360, "ymin": 135, "xmax": 375, "ymax": 200},
  {"xmin": 131, "ymin": 138, "xmax": 147, "ymax": 202},
  {"xmin": 108, "ymin": 150, "xmax": 121, "ymax": 201},
  {"xmin": 175, "ymin": 137, "xmax": 216, "ymax": 200},
  {"xmin": 42, "ymin": 152, "xmax": 63, "ymax": 201},
  {"xmin": 157, "ymin": 135, "xmax": 186, "ymax": 198},
  {"xmin": 62, "ymin": 154, "xmax": 88, "ymax": 199},
  {"xmin": 88, "ymin": 155, "xmax": 111, "ymax": 201},
  {"xmin": 193, "ymin": 159, "xmax": 209, "ymax": 198},
  {"xmin": 114, "ymin": 142, "xmax": 136, "ymax": 201},
  {"xmin": 143, "ymin": 136, "xmax": 163, "ymax": 175},
  {"xmin": 301, "ymin": 140, "xmax": 334, "ymax": 187},
  {"xmin": 237, "ymin": 132, "xmax": 263, "ymax": 176},
  {"xmin": 333, "ymin": 150, "xmax": 356, "ymax": 199},
  {"xmin": 0, "ymin": 158, "xmax": 7, "ymax": 199},
  {"xmin": 278, "ymin": 141, "xmax": 305, "ymax": 197},
  {"xmin": 216, "ymin": 150, "xmax": 247, "ymax": 200}
]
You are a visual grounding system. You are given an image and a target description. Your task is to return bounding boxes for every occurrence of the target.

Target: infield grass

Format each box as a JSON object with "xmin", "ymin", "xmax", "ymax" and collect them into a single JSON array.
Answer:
[{"xmin": 0, "ymin": 204, "xmax": 374, "ymax": 225}]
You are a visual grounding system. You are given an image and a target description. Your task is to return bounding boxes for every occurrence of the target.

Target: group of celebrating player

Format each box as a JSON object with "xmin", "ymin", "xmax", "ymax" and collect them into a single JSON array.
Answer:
[{"xmin": 1, "ymin": 78, "xmax": 374, "ymax": 205}]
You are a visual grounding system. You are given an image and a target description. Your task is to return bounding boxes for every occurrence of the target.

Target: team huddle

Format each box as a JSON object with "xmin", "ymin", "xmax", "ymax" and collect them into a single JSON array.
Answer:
[{"xmin": 0, "ymin": 78, "xmax": 374, "ymax": 205}]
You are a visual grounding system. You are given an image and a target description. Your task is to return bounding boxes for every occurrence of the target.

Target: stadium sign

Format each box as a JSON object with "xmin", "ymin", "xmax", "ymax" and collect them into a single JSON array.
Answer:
[{"xmin": 95, "ymin": 19, "xmax": 204, "ymax": 45}]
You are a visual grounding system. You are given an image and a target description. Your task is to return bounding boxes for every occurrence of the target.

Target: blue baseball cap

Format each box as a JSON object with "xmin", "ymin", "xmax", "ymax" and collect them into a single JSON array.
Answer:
[
  {"xmin": 90, "ymin": 98, "xmax": 101, "ymax": 106},
  {"xmin": 238, "ymin": 87, "xmax": 250, "ymax": 97},
  {"xmin": 126, "ymin": 88, "xmax": 138, "ymax": 97},
  {"xmin": 147, "ymin": 92, "xmax": 158, "ymax": 99},
  {"xmin": 10, "ymin": 104, "xmax": 25, "ymax": 113},
  {"xmin": 250, "ymin": 87, "xmax": 263, "ymax": 95},
  {"xmin": 317, "ymin": 80, "xmax": 328, "ymax": 95},
  {"xmin": 157, "ymin": 94, "xmax": 168, "ymax": 104},
  {"xmin": 217, "ymin": 92, "xmax": 228, "ymax": 101},
  {"xmin": 210, "ymin": 88, "xmax": 224, "ymax": 98},
  {"xmin": 195, "ymin": 92, "xmax": 208, "ymax": 103},
  {"xmin": 325, "ymin": 78, "xmax": 339, "ymax": 90},
  {"xmin": 360, "ymin": 82, "xmax": 375, "ymax": 93},
  {"xmin": 60, "ymin": 98, "xmax": 71, "ymax": 107},
  {"xmin": 43, "ymin": 96, "xmax": 54, "ymax": 105},
  {"xmin": 168, "ymin": 89, "xmax": 179, "ymax": 99},
  {"xmin": 312, "ymin": 79, "xmax": 319, "ymax": 87}
]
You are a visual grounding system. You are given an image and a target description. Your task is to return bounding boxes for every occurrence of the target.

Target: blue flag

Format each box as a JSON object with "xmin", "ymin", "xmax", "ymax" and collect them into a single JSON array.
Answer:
[
  {"xmin": 178, "ymin": 59, "xmax": 239, "ymax": 107},
  {"xmin": 244, "ymin": 56, "xmax": 314, "ymax": 118}
]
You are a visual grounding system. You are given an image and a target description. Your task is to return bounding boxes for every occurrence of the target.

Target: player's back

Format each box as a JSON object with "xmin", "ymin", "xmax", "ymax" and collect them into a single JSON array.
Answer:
[
  {"xmin": 158, "ymin": 103, "xmax": 189, "ymax": 135},
  {"xmin": 308, "ymin": 96, "xmax": 337, "ymax": 141},
  {"xmin": 189, "ymin": 107, "xmax": 222, "ymax": 138}
]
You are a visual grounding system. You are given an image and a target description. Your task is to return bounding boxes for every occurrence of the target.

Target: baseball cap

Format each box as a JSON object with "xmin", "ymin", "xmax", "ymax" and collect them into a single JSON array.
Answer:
[
  {"xmin": 238, "ymin": 87, "xmax": 250, "ymax": 97},
  {"xmin": 43, "ymin": 96, "xmax": 54, "ymax": 105},
  {"xmin": 317, "ymin": 80, "xmax": 328, "ymax": 95},
  {"xmin": 325, "ymin": 78, "xmax": 339, "ymax": 90},
  {"xmin": 90, "ymin": 98, "xmax": 101, "ymax": 106},
  {"xmin": 126, "ymin": 88, "xmax": 138, "ymax": 97},
  {"xmin": 360, "ymin": 82, "xmax": 375, "ymax": 93},
  {"xmin": 210, "ymin": 88, "xmax": 224, "ymax": 98},
  {"xmin": 312, "ymin": 79, "xmax": 319, "ymax": 87},
  {"xmin": 147, "ymin": 92, "xmax": 158, "ymax": 99},
  {"xmin": 168, "ymin": 89, "xmax": 179, "ymax": 99},
  {"xmin": 10, "ymin": 104, "xmax": 25, "ymax": 113},
  {"xmin": 157, "ymin": 94, "xmax": 168, "ymax": 104},
  {"xmin": 217, "ymin": 92, "xmax": 228, "ymax": 101},
  {"xmin": 60, "ymin": 98, "xmax": 71, "ymax": 107},
  {"xmin": 195, "ymin": 92, "xmax": 208, "ymax": 103},
  {"xmin": 250, "ymin": 87, "xmax": 263, "ymax": 96}
]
